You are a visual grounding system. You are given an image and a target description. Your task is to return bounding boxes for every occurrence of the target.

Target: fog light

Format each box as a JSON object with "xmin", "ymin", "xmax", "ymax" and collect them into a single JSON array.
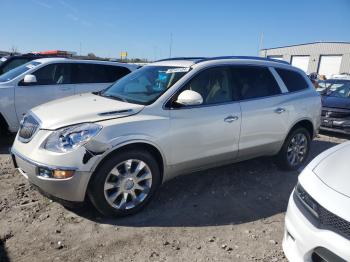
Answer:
[
  {"xmin": 38, "ymin": 167, "xmax": 53, "ymax": 178},
  {"xmin": 53, "ymin": 170, "xmax": 75, "ymax": 179}
]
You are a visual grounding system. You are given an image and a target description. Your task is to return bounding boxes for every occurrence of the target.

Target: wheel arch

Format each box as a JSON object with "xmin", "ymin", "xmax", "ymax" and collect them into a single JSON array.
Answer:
[
  {"xmin": 89, "ymin": 140, "xmax": 166, "ymax": 186},
  {"xmin": 288, "ymin": 118, "xmax": 315, "ymax": 139},
  {"xmin": 0, "ymin": 113, "xmax": 9, "ymax": 134}
]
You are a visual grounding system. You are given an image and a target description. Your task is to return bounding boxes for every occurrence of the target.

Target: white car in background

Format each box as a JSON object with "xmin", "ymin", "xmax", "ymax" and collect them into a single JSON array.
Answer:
[
  {"xmin": 0, "ymin": 58, "xmax": 137, "ymax": 133},
  {"xmin": 283, "ymin": 141, "xmax": 350, "ymax": 262}
]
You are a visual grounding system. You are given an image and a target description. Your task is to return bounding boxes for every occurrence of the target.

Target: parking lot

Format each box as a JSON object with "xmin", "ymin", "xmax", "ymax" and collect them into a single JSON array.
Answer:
[{"xmin": 0, "ymin": 132, "xmax": 347, "ymax": 262}]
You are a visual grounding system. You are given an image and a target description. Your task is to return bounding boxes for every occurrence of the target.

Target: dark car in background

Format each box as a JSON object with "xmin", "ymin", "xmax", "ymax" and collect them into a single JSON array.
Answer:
[
  {"xmin": 0, "ymin": 53, "xmax": 50, "ymax": 75},
  {"xmin": 317, "ymin": 79, "xmax": 350, "ymax": 134}
]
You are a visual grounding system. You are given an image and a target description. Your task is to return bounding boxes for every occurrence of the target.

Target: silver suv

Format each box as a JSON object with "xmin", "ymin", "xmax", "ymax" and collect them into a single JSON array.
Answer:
[{"xmin": 11, "ymin": 57, "xmax": 321, "ymax": 216}]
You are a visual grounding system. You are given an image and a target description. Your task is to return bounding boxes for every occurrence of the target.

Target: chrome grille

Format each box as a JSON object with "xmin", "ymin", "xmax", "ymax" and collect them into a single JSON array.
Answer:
[
  {"xmin": 18, "ymin": 115, "xmax": 39, "ymax": 142},
  {"xmin": 321, "ymin": 108, "xmax": 350, "ymax": 118}
]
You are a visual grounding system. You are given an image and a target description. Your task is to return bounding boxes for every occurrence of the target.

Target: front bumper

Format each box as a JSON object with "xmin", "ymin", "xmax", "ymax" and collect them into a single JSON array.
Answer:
[
  {"xmin": 12, "ymin": 148, "xmax": 92, "ymax": 202},
  {"xmin": 320, "ymin": 117, "xmax": 350, "ymax": 135},
  {"xmin": 283, "ymin": 193, "xmax": 350, "ymax": 262}
]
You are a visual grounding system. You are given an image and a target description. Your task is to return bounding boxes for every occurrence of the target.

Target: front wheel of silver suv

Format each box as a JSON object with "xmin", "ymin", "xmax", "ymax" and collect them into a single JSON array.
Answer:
[
  {"xmin": 275, "ymin": 127, "xmax": 311, "ymax": 171},
  {"xmin": 88, "ymin": 149, "xmax": 161, "ymax": 217}
]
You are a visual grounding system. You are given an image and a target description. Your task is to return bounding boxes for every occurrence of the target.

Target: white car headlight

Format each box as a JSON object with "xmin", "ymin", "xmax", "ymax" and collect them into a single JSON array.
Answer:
[{"xmin": 44, "ymin": 123, "xmax": 102, "ymax": 153}]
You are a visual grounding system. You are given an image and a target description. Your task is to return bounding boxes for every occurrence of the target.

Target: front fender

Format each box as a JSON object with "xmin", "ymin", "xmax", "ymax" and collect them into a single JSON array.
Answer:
[{"xmin": 85, "ymin": 136, "xmax": 168, "ymax": 175}]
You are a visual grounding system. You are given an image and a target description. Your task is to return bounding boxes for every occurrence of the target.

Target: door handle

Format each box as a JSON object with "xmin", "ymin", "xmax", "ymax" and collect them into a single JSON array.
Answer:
[
  {"xmin": 274, "ymin": 107, "xmax": 286, "ymax": 114},
  {"xmin": 224, "ymin": 115, "xmax": 239, "ymax": 123}
]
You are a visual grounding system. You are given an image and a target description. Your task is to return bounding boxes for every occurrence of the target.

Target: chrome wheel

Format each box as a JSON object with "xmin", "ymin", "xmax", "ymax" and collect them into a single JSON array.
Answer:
[
  {"xmin": 103, "ymin": 159, "xmax": 152, "ymax": 210},
  {"xmin": 287, "ymin": 133, "xmax": 308, "ymax": 167}
]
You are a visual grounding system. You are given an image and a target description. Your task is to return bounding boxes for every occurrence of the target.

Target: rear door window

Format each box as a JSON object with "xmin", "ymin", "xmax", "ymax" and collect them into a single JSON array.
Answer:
[
  {"xmin": 231, "ymin": 66, "xmax": 281, "ymax": 100},
  {"xmin": 275, "ymin": 68, "xmax": 309, "ymax": 92},
  {"xmin": 73, "ymin": 63, "xmax": 129, "ymax": 83}
]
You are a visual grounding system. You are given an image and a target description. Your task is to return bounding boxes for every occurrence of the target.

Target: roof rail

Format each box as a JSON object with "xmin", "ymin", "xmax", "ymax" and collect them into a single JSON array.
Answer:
[
  {"xmin": 195, "ymin": 56, "xmax": 290, "ymax": 65},
  {"xmin": 155, "ymin": 57, "xmax": 207, "ymax": 62}
]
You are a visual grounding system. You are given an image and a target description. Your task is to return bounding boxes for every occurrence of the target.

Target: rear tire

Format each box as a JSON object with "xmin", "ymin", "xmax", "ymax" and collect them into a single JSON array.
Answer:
[
  {"xmin": 275, "ymin": 127, "xmax": 311, "ymax": 171},
  {"xmin": 88, "ymin": 149, "xmax": 161, "ymax": 217}
]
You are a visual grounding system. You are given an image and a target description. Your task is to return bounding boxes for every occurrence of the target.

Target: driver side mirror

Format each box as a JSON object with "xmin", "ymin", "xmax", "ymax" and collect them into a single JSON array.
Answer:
[
  {"xmin": 175, "ymin": 90, "xmax": 203, "ymax": 106},
  {"xmin": 22, "ymin": 74, "xmax": 37, "ymax": 85}
]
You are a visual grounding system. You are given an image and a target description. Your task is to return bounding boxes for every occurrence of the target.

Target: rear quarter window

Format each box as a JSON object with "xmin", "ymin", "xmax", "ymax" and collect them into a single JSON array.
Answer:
[{"xmin": 276, "ymin": 68, "xmax": 309, "ymax": 92}]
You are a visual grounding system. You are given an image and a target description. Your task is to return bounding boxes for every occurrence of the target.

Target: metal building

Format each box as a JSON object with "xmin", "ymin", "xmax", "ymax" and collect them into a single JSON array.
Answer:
[{"xmin": 260, "ymin": 41, "xmax": 350, "ymax": 77}]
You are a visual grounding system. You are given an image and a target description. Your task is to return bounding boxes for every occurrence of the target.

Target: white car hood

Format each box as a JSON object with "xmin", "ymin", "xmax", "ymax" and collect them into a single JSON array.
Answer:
[
  {"xmin": 313, "ymin": 141, "xmax": 350, "ymax": 198},
  {"xmin": 31, "ymin": 93, "xmax": 144, "ymax": 130}
]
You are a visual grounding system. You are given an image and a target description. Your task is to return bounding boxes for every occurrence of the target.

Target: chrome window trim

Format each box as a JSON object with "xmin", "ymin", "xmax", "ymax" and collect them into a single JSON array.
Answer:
[
  {"xmin": 269, "ymin": 67, "xmax": 288, "ymax": 93},
  {"xmin": 162, "ymin": 63, "xmax": 297, "ymax": 110}
]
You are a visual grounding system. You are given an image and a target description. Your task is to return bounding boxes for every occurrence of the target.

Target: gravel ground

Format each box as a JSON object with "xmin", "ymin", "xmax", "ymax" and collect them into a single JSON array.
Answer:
[{"xmin": 0, "ymin": 132, "xmax": 348, "ymax": 262}]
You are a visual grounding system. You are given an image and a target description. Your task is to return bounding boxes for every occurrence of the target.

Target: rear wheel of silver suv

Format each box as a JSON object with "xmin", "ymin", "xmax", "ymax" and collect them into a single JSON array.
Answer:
[
  {"xmin": 276, "ymin": 127, "xmax": 311, "ymax": 171},
  {"xmin": 88, "ymin": 149, "xmax": 161, "ymax": 217}
]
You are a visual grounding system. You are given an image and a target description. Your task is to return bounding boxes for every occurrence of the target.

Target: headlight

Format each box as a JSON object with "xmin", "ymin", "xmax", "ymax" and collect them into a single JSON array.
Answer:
[
  {"xmin": 44, "ymin": 123, "xmax": 102, "ymax": 153},
  {"xmin": 294, "ymin": 183, "xmax": 319, "ymax": 218}
]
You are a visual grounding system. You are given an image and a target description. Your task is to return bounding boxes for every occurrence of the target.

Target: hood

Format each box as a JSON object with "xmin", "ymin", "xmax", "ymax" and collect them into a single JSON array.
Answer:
[
  {"xmin": 31, "ymin": 93, "xmax": 145, "ymax": 130},
  {"xmin": 322, "ymin": 95, "xmax": 350, "ymax": 109},
  {"xmin": 313, "ymin": 141, "xmax": 350, "ymax": 198}
]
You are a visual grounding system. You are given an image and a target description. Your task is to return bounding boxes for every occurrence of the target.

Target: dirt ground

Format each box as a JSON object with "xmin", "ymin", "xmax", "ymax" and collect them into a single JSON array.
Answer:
[{"xmin": 0, "ymin": 132, "xmax": 348, "ymax": 262}]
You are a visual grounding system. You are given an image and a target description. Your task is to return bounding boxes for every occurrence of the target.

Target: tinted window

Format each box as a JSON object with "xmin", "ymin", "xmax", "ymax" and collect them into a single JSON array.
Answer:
[
  {"xmin": 276, "ymin": 68, "xmax": 309, "ymax": 92},
  {"xmin": 73, "ymin": 64, "xmax": 105, "ymax": 83},
  {"xmin": 181, "ymin": 67, "xmax": 233, "ymax": 105},
  {"xmin": 33, "ymin": 63, "xmax": 72, "ymax": 85},
  {"xmin": 105, "ymin": 66, "xmax": 130, "ymax": 82},
  {"xmin": 73, "ymin": 64, "xmax": 129, "ymax": 84},
  {"xmin": 231, "ymin": 66, "xmax": 281, "ymax": 100},
  {"xmin": 2, "ymin": 58, "xmax": 30, "ymax": 73}
]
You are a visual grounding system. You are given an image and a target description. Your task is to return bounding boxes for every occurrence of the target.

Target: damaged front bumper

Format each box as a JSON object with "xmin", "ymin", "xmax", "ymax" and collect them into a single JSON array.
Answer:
[
  {"xmin": 11, "ymin": 148, "xmax": 92, "ymax": 202},
  {"xmin": 11, "ymin": 130, "xmax": 108, "ymax": 202}
]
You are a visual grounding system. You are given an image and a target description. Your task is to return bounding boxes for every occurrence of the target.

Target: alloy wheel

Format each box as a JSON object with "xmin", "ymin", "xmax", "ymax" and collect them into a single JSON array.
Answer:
[
  {"xmin": 287, "ymin": 133, "xmax": 308, "ymax": 167},
  {"xmin": 103, "ymin": 159, "xmax": 152, "ymax": 210}
]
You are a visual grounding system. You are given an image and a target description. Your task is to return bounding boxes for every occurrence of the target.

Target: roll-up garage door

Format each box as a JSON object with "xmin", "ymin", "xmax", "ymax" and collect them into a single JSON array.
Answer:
[
  {"xmin": 291, "ymin": 56, "xmax": 310, "ymax": 72},
  {"xmin": 318, "ymin": 55, "xmax": 342, "ymax": 77}
]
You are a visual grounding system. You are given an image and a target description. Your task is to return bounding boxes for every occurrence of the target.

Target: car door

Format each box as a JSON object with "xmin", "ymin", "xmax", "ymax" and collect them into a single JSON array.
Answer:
[
  {"xmin": 15, "ymin": 63, "xmax": 74, "ymax": 120},
  {"xmin": 168, "ymin": 66, "xmax": 241, "ymax": 173},
  {"xmin": 72, "ymin": 64, "xmax": 131, "ymax": 94},
  {"xmin": 233, "ymin": 65, "xmax": 290, "ymax": 159}
]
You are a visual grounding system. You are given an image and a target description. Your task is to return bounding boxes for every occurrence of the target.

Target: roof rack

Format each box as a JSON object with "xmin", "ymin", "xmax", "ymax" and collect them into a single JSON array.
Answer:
[
  {"xmin": 155, "ymin": 56, "xmax": 290, "ymax": 65},
  {"xmin": 194, "ymin": 56, "xmax": 290, "ymax": 65},
  {"xmin": 155, "ymin": 57, "xmax": 207, "ymax": 62}
]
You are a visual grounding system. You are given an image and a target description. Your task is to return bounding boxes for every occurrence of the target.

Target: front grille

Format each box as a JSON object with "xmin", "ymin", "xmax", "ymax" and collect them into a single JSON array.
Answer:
[
  {"xmin": 322, "ymin": 108, "xmax": 350, "ymax": 118},
  {"xmin": 18, "ymin": 115, "xmax": 39, "ymax": 142},
  {"xmin": 295, "ymin": 185, "xmax": 350, "ymax": 241},
  {"xmin": 318, "ymin": 205, "xmax": 350, "ymax": 241}
]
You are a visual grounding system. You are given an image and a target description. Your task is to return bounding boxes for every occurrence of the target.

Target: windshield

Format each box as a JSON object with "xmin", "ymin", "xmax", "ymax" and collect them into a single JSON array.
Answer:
[
  {"xmin": 318, "ymin": 80, "xmax": 350, "ymax": 98},
  {"xmin": 100, "ymin": 66, "xmax": 190, "ymax": 105},
  {"xmin": 0, "ymin": 61, "xmax": 41, "ymax": 82}
]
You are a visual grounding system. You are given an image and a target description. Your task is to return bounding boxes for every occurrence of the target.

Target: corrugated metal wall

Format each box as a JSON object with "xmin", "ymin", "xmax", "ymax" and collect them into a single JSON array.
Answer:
[{"xmin": 260, "ymin": 42, "xmax": 350, "ymax": 74}]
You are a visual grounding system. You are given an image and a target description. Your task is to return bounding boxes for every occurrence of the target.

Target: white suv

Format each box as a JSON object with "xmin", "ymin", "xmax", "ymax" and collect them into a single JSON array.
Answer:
[
  {"xmin": 0, "ymin": 58, "xmax": 137, "ymax": 132},
  {"xmin": 11, "ymin": 56, "xmax": 321, "ymax": 217}
]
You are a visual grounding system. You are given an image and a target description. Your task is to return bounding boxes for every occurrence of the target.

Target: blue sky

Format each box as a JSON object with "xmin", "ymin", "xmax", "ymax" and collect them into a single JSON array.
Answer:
[{"xmin": 1, "ymin": 0, "xmax": 349, "ymax": 60}]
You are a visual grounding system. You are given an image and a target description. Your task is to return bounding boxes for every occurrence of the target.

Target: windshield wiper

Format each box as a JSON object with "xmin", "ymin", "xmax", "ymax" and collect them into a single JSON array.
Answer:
[{"xmin": 100, "ymin": 93, "xmax": 128, "ymax": 103}]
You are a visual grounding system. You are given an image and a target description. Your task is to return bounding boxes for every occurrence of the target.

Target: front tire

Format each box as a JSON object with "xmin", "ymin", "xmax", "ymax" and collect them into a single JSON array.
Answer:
[
  {"xmin": 276, "ymin": 127, "xmax": 311, "ymax": 171},
  {"xmin": 88, "ymin": 149, "xmax": 161, "ymax": 217}
]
